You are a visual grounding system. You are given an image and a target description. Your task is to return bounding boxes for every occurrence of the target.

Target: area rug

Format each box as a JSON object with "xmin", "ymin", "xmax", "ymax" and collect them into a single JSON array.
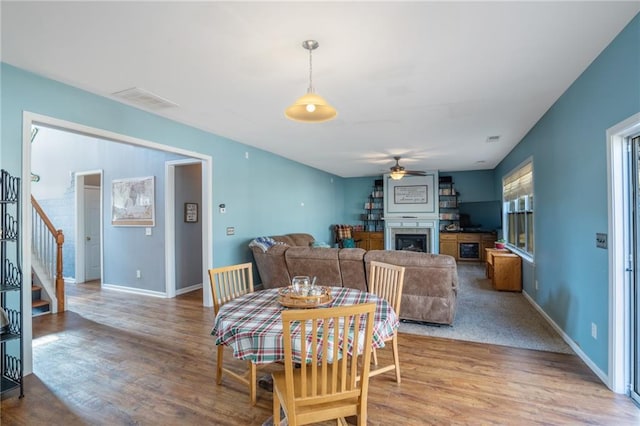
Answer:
[{"xmin": 399, "ymin": 262, "xmax": 573, "ymax": 354}]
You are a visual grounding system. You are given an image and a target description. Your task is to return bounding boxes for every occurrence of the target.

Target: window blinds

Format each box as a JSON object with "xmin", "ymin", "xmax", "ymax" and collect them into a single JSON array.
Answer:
[{"xmin": 503, "ymin": 161, "xmax": 533, "ymax": 203}]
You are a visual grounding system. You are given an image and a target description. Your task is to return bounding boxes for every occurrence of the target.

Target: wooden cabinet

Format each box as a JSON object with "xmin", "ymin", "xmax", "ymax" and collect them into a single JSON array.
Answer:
[
  {"xmin": 485, "ymin": 248, "xmax": 521, "ymax": 291},
  {"xmin": 480, "ymin": 234, "xmax": 497, "ymax": 262},
  {"xmin": 439, "ymin": 233, "xmax": 458, "ymax": 258},
  {"xmin": 439, "ymin": 232, "xmax": 497, "ymax": 261},
  {"xmin": 369, "ymin": 232, "xmax": 384, "ymax": 250},
  {"xmin": 353, "ymin": 231, "xmax": 384, "ymax": 251}
]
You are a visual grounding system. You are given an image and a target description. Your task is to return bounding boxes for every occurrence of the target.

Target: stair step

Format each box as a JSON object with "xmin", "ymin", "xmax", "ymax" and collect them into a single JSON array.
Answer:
[
  {"xmin": 32, "ymin": 285, "xmax": 42, "ymax": 301},
  {"xmin": 32, "ymin": 299, "xmax": 50, "ymax": 316}
]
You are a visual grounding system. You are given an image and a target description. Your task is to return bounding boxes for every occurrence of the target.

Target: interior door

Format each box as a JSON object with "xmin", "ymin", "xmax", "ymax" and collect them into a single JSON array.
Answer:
[{"xmin": 84, "ymin": 186, "xmax": 101, "ymax": 281}]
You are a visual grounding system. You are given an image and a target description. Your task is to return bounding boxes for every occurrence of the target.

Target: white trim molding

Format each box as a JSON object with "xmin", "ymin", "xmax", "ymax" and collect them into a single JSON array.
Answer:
[{"xmin": 607, "ymin": 112, "xmax": 640, "ymax": 394}]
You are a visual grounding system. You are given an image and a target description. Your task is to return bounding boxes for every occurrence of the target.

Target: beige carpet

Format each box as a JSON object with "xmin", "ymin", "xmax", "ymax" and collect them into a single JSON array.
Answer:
[{"xmin": 399, "ymin": 262, "xmax": 573, "ymax": 354}]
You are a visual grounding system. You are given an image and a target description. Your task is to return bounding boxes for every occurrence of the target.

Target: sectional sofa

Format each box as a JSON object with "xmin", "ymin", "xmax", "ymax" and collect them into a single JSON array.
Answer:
[{"xmin": 249, "ymin": 233, "xmax": 458, "ymax": 325}]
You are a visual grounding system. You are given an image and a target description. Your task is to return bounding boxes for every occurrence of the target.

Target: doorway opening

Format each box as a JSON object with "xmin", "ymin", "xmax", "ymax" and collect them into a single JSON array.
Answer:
[{"xmin": 22, "ymin": 112, "xmax": 213, "ymax": 304}]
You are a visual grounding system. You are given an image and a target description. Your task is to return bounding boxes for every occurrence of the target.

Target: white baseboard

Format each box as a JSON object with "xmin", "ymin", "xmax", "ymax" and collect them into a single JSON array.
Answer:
[
  {"xmin": 522, "ymin": 290, "xmax": 610, "ymax": 390},
  {"xmin": 101, "ymin": 283, "xmax": 167, "ymax": 298},
  {"xmin": 176, "ymin": 283, "xmax": 202, "ymax": 295}
]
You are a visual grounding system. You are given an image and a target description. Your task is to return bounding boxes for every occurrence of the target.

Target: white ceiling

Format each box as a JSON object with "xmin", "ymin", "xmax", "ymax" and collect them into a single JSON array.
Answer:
[{"xmin": 2, "ymin": 1, "xmax": 639, "ymax": 177}]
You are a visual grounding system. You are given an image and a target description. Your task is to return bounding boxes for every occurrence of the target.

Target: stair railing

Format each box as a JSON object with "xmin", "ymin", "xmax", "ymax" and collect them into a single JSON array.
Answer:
[{"xmin": 30, "ymin": 196, "xmax": 65, "ymax": 312}]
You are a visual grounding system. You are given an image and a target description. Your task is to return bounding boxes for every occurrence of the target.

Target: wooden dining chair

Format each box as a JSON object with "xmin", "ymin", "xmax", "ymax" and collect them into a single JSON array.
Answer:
[
  {"xmin": 367, "ymin": 260, "xmax": 405, "ymax": 383},
  {"xmin": 208, "ymin": 262, "xmax": 258, "ymax": 405},
  {"xmin": 272, "ymin": 303, "xmax": 376, "ymax": 426}
]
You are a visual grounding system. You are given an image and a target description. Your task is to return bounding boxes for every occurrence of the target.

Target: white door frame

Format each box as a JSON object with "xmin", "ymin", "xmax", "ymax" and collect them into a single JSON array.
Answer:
[
  {"xmin": 165, "ymin": 159, "xmax": 210, "ymax": 304},
  {"xmin": 607, "ymin": 111, "xmax": 640, "ymax": 393},
  {"xmin": 22, "ymin": 111, "xmax": 213, "ymax": 304},
  {"xmin": 75, "ymin": 170, "xmax": 104, "ymax": 284}
]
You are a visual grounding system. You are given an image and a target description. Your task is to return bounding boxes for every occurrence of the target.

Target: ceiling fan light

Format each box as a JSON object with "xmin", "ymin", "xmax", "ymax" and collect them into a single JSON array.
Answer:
[
  {"xmin": 390, "ymin": 171, "xmax": 405, "ymax": 180},
  {"xmin": 285, "ymin": 92, "xmax": 337, "ymax": 123}
]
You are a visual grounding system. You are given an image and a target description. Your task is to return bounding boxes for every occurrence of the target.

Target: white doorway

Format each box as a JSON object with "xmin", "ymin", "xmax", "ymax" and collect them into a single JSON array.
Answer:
[{"xmin": 165, "ymin": 160, "xmax": 205, "ymax": 300}]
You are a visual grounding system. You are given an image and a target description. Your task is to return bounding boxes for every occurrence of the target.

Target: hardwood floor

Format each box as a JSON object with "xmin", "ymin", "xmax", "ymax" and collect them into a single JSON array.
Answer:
[{"xmin": 2, "ymin": 281, "xmax": 639, "ymax": 425}]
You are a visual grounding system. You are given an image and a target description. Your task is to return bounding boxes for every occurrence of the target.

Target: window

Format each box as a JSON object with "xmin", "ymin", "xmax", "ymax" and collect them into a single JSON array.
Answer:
[{"xmin": 503, "ymin": 160, "xmax": 534, "ymax": 257}]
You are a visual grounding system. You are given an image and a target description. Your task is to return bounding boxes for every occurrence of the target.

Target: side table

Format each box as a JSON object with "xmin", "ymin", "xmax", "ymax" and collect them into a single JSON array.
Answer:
[
  {"xmin": 484, "ymin": 248, "xmax": 509, "ymax": 279},
  {"xmin": 485, "ymin": 248, "xmax": 522, "ymax": 292}
]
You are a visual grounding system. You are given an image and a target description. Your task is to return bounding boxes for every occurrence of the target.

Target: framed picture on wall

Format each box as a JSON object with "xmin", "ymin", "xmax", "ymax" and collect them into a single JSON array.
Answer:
[
  {"xmin": 384, "ymin": 173, "xmax": 436, "ymax": 215},
  {"xmin": 184, "ymin": 202, "xmax": 198, "ymax": 223},
  {"xmin": 111, "ymin": 176, "xmax": 155, "ymax": 226}
]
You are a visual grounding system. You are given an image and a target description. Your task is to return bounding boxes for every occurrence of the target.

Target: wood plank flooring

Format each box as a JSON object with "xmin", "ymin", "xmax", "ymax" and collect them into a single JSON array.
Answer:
[{"xmin": 2, "ymin": 281, "xmax": 639, "ymax": 425}]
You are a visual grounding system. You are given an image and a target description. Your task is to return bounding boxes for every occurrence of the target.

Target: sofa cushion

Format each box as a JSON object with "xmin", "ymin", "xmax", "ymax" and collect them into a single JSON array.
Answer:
[
  {"xmin": 364, "ymin": 250, "xmax": 458, "ymax": 324},
  {"xmin": 284, "ymin": 247, "xmax": 343, "ymax": 287},
  {"xmin": 287, "ymin": 233, "xmax": 315, "ymax": 246},
  {"xmin": 251, "ymin": 244, "xmax": 291, "ymax": 289},
  {"xmin": 271, "ymin": 235, "xmax": 296, "ymax": 246},
  {"xmin": 338, "ymin": 248, "xmax": 367, "ymax": 292}
]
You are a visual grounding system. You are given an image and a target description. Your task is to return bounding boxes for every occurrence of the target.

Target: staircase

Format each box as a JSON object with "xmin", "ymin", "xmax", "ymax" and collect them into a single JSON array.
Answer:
[
  {"xmin": 31, "ymin": 195, "xmax": 65, "ymax": 315},
  {"xmin": 32, "ymin": 285, "xmax": 50, "ymax": 316}
]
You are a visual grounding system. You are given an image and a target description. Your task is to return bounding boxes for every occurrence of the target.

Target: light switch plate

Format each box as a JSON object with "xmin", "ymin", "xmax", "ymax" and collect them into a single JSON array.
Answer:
[
  {"xmin": 145, "ymin": 227, "xmax": 152, "ymax": 236},
  {"xmin": 596, "ymin": 233, "xmax": 607, "ymax": 249}
]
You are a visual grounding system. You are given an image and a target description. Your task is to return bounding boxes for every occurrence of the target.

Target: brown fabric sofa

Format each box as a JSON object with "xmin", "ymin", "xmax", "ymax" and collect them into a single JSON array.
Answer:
[{"xmin": 249, "ymin": 233, "xmax": 458, "ymax": 325}]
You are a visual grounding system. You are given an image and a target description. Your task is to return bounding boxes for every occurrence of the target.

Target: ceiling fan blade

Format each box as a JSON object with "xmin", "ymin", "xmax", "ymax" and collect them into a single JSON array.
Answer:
[{"xmin": 388, "ymin": 156, "xmax": 426, "ymax": 178}]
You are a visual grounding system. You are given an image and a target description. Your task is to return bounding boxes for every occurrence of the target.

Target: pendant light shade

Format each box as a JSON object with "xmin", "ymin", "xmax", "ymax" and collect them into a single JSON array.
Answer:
[
  {"xmin": 285, "ymin": 92, "xmax": 337, "ymax": 122},
  {"xmin": 285, "ymin": 40, "xmax": 337, "ymax": 123}
]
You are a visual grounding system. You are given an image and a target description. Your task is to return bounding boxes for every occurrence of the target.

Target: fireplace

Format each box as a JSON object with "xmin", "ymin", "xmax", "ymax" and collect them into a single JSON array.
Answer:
[
  {"xmin": 385, "ymin": 221, "xmax": 435, "ymax": 253},
  {"xmin": 395, "ymin": 234, "xmax": 427, "ymax": 252}
]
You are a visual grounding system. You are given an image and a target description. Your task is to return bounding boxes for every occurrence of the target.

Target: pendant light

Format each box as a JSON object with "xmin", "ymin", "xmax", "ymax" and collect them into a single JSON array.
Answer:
[{"xmin": 285, "ymin": 40, "xmax": 337, "ymax": 123}]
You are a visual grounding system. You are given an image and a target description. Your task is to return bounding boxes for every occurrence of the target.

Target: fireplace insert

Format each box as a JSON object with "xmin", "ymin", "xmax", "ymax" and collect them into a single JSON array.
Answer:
[{"xmin": 395, "ymin": 233, "xmax": 428, "ymax": 252}]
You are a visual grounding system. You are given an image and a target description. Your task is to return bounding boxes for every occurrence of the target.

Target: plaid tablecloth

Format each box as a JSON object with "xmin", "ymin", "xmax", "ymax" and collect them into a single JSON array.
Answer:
[{"xmin": 211, "ymin": 287, "xmax": 399, "ymax": 365}]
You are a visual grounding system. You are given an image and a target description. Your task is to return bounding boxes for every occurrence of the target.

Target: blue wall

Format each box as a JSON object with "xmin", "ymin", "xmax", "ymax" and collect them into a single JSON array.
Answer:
[
  {"xmin": 1, "ymin": 63, "xmax": 347, "ymax": 276},
  {"xmin": 495, "ymin": 13, "xmax": 640, "ymax": 372},
  {"xmin": 440, "ymin": 170, "xmax": 501, "ymax": 231},
  {"xmin": 343, "ymin": 176, "xmax": 381, "ymax": 227}
]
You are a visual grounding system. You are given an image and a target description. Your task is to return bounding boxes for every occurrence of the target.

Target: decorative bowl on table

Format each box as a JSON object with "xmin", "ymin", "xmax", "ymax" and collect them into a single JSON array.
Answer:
[{"xmin": 277, "ymin": 285, "xmax": 333, "ymax": 308}]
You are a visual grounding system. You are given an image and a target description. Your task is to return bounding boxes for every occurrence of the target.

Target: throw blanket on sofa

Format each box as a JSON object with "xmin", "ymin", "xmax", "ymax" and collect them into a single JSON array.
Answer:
[{"xmin": 249, "ymin": 236, "xmax": 282, "ymax": 253}]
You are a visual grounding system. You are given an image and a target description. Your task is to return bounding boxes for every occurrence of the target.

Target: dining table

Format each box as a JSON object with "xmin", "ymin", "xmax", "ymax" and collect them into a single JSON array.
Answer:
[{"xmin": 211, "ymin": 286, "xmax": 399, "ymax": 366}]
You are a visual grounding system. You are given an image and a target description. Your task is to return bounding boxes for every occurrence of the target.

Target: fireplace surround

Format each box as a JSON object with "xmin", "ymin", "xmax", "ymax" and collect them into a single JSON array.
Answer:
[{"xmin": 385, "ymin": 220, "xmax": 436, "ymax": 253}]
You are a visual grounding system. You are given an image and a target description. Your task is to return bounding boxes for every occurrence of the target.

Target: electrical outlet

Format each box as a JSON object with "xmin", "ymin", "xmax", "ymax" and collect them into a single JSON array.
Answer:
[
  {"xmin": 596, "ymin": 233, "xmax": 607, "ymax": 249},
  {"xmin": 145, "ymin": 227, "xmax": 152, "ymax": 236},
  {"xmin": 136, "ymin": 270, "xmax": 141, "ymax": 279},
  {"xmin": 226, "ymin": 227, "xmax": 235, "ymax": 236},
  {"xmin": 591, "ymin": 322, "xmax": 597, "ymax": 339}
]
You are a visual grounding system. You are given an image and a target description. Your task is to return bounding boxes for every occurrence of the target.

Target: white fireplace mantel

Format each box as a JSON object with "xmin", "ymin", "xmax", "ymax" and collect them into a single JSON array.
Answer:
[{"xmin": 384, "ymin": 219, "xmax": 437, "ymax": 252}]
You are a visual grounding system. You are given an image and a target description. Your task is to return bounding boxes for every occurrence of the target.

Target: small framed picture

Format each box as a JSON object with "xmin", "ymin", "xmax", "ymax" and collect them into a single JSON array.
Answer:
[{"xmin": 184, "ymin": 202, "xmax": 198, "ymax": 223}]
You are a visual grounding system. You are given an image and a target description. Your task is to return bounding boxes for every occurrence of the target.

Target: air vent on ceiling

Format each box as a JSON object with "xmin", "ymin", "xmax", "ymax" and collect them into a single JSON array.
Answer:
[
  {"xmin": 112, "ymin": 87, "xmax": 179, "ymax": 110},
  {"xmin": 486, "ymin": 135, "xmax": 501, "ymax": 143}
]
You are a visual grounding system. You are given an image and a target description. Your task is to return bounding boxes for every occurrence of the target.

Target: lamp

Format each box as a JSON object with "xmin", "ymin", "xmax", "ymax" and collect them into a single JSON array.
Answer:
[
  {"xmin": 285, "ymin": 40, "xmax": 337, "ymax": 123},
  {"xmin": 389, "ymin": 171, "xmax": 405, "ymax": 180}
]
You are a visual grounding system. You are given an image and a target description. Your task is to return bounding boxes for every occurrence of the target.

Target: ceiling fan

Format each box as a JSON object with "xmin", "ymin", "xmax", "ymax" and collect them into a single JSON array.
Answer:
[{"xmin": 388, "ymin": 156, "xmax": 426, "ymax": 180}]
